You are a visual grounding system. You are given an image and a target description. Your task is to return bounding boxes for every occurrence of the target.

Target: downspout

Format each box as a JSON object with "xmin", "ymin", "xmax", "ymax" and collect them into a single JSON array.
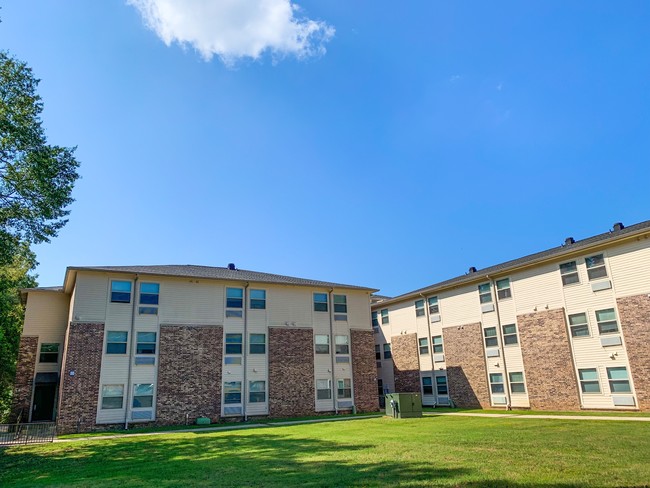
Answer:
[
  {"xmin": 328, "ymin": 288, "xmax": 337, "ymax": 414},
  {"xmin": 124, "ymin": 274, "xmax": 139, "ymax": 430},
  {"xmin": 420, "ymin": 293, "xmax": 437, "ymax": 405},
  {"xmin": 487, "ymin": 275, "xmax": 512, "ymax": 409},
  {"xmin": 242, "ymin": 282, "xmax": 250, "ymax": 422}
]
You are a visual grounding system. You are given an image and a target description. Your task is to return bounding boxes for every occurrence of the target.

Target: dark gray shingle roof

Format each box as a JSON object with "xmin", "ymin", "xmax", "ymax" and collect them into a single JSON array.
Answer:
[
  {"xmin": 376, "ymin": 220, "xmax": 650, "ymax": 306},
  {"xmin": 67, "ymin": 264, "xmax": 377, "ymax": 292}
]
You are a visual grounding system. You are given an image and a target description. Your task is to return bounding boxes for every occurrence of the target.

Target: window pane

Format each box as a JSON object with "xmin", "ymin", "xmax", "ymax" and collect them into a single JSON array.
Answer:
[
  {"xmin": 107, "ymin": 343, "xmax": 127, "ymax": 354},
  {"xmin": 610, "ymin": 381, "xmax": 631, "ymax": 393},
  {"xmin": 490, "ymin": 373, "xmax": 503, "ymax": 383},
  {"xmin": 484, "ymin": 327, "xmax": 497, "ymax": 337},
  {"xmin": 579, "ymin": 369, "xmax": 598, "ymax": 381},
  {"xmin": 112, "ymin": 281, "xmax": 132, "ymax": 293},
  {"xmin": 582, "ymin": 382, "xmax": 601, "ymax": 393},
  {"xmin": 502, "ymin": 324, "xmax": 517, "ymax": 335},
  {"xmin": 478, "ymin": 283, "xmax": 491, "ymax": 293},
  {"xmin": 108, "ymin": 331, "xmax": 127, "ymax": 342},
  {"xmin": 138, "ymin": 332, "xmax": 156, "ymax": 343},
  {"xmin": 140, "ymin": 283, "xmax": 159, "ymax": 294},
  {"xmin": 509, "ymin": 372, "xmax": 524, "ymax": 383},
  {"xmin": 596, "ymin": 309, "xmax": 616, "ymax": 322},
  {"xmin": 134, "ymin": 384, "xmax": 153, "ymax": 396},
  {"xmin": 588, "ymin": 267, "xmax": 608, "ymax": 280},
  {"xmin": 140, "ymin": 294, "xmax": 159, "ymax": 305},
  {"xmin": 568, "ymin": 313, "xmax": 587, "ymax": 326},
  {"xmin": 103, "ymin": 385, "xmax": 124, "ymax": 397},
  {"xmin": 496, "ymin": 278, "xmax": 510, "ymax": 290},
  {"xmin": 585, "ymin": 254, "xmax": 604, "ymax": 268},
  {"xmin": 335, "ymin": 335, "xmax": 349, "ymax": 345},
  {"xmin": 560, "ymin": 261, "xmax": 577, "ymax": 273},
  {"xmin": 250, "ymin": 289, "xmax": 266, "ymax": 300},
  {"xmin": 607, "ymin": 367, "xmax": 628, "ymax": 380},
  {"xmin": 511, "ymin": 383, "xmax": 526, "ymax": 393},
  {"xmin": 315, "ymin": 335, "xmax": 329, "ymax": 345},
  {"xmin": 137, "ymin": 343, "xmax": 156, "ymax": 354},
  {"xmin": 571, "ymin": 325, "xmax": 590, "ymax": 337},
  {"xmin": 102, "ymin": 396, "xmax": 124, "ymax": 409}
]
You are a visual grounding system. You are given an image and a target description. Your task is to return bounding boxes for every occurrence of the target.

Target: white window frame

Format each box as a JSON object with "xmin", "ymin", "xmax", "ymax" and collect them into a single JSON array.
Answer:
[
  {"xmin": 101, "ymin": 384, "xmax": 124, "ymax": 410},
  {"xmin": 502, "ymin": 324, "xmax": 518, "ymax": 346},
  {"xmin": 509, "ymin": 372, "xmax": 526, "ymax": 393},
  {"xmin": 496, "ymin": 278, "xmax": 512, "ymax": 300},
  {"xmin": 489, "ymin": 373, "xmax": 505, "ymax": 394},
  {"xmin": 585, "ymin": 254, "xmax": 608, "ymax": 281},
  {"xmin": 432, "ymin": 335, "xmax": 443, "ymax": 354},
  {"xmin": 418, "ymin": 337, "xmax": 429, "ymax": 355},
  {"xmin": 568, "ymin": 312, "xmax": 590, "ymax": 338},
  {"xmin": 414, "ymin": 299, "xmax": 425, "ymax": 317},
  {"xmin": 595, "ymin": 308, "xmax": 619, "ymax": 335},
  {"xmin": 335, "ymin": 335, "xmax": 349, "ymax": 355},
  {"xmin": 315, "ymin": 334, "xmax": 330, "ymax": 354},
  {"xmin": 336, "ymin": 378, "xmax": 352, "ymax": 399},
  {"xmin": 428, "ymin": 296, "xmax": 439, "ymax": 314},
  {"xmin": 559, "ymin": 261, "xmax": 580, "ymax": 286},
  {"xmin": 484, "ymin": 327, "xmax": 498, "ymax": 348},
  {"xmin": 316, "ymin": 379, "xmax": 332, "ymax": 400},
  {"xmin": 478, "ymin": 283, "xmax": 492, "ymax": 304},
  {"xmin": 578, "ymin": 368, "xmax": 601, "ymax": 394}
]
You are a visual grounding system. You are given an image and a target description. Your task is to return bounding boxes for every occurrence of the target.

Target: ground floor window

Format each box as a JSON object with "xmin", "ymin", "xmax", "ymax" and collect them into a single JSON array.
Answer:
[
  {"xmin": 337, "ymin": 379, "xmax": 352, "ymax": 399},
  {"xmin": 509, "ymin": 372, "xmax": 526, "ymax": 393},
  {"xmin": 422, "ymin": 377, "xmax": 433, "ymax": 395},
  {"xmin": 316, "ymin": 379, "xmax": 332, "ymax": 400},
  {"xmin": 133, "ymin": 384, "xmax": 154, "ymax": 408},
  {"xmin": 607, "ymin": 367, "xmax": 631, "ymax": 393},
  {"xmin": 578, "ymin": 369, "xmax": 601, "ymax": 393},
  {"xmin": 101, "ymin": 384, "xmax": 124, "ymax": 409},
  {"xmin": 249, "ymin": 381, "xmax": 266, "ymax": 403},
  {"xmin": 489, "ymin": 373, "xmax": 504, "ymax": 394},
  {"xmin": 224, "ymin": 381, "xmax": 242, "ymax": 404},
  {"xmin": 436, "ymin": 376, "xmax": 448, "ymax": 395}
]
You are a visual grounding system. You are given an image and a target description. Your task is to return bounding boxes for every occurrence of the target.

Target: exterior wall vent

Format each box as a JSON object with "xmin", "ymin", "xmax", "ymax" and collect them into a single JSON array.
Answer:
[
  {"xmin": 565, "ymin": 237, "xmax": 575, "ymax": 245},
  {"xmin": 227, "ymin": 263, "xmax": 236, "ymax": 270},
  {"xmin": 613, "ymin": 222, "xmax": 625, "ymax": 231},
  {"xmin": 468, "ymin": 267, "xmax": 477, "ymax": 273}
]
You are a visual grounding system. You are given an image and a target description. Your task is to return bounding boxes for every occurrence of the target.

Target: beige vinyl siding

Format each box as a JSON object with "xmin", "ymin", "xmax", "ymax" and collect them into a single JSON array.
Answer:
[
  {"xmin": 24, "ymin": 291, "xmax": 70, "ymax": 374},
  {"xmin": 439, "ymin": 285, "xmax": 480, "ymax": 328},
  {"xmin": 503, "ymin": 343, "xmax": 529, "ymax": 408},
  {"xmin": 608, "ymin": 237, "xmax": 650, "ymax": 297},
  {"xmin": 246, "ymin": 304, "xmax": 268, "ymax": 415},
  {"xmin": 159, "ymin": 279, "xmax": 223, "ymax": 325},
  {"xmin": 346, "ymin": 291, "xmax": 372, "ymax": 330},
  {"xmin": 511, "ymin": 263, "xmax": 565, "ymax": 314},
  {"xmin": 269, "ymin": 286, "xmax": 312, "ymax": 326},
  {"xmin": 72, "ymin": 273, "xmax": 108, "ymax": 322}
]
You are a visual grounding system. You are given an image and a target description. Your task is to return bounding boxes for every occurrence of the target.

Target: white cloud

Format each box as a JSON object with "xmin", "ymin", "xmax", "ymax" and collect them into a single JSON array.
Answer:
[{"xmin": 127, "ymin": 0, "xmax": 335, "ymax": 65}]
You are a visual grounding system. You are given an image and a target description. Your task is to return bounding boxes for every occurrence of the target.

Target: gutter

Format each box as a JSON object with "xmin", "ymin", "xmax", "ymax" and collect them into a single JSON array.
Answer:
[
  {"xmin": 328, "ymin": 288, "xmax": 337, "ymax": 414},
  {"xmin": 124, "ymin": 274, "xmax": 139, "ymax": 430},
  {"xmin": 420, "ymin": 293, "xmax": 436, "ymax": 404},
  {"xmin": 242, "ymin": 282, "xmax": 250, "ymax": 422},
  {"xmin": 488, "ymin": 275, "xmax": 512, "ymax": 409}
]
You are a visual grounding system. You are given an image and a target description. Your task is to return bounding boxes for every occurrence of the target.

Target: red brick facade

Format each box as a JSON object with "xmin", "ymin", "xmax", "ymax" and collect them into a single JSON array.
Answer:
[
  {"xmin": 268, "ymin": 327, "xmax": 315, "ymax": 417},
  {"xmin": 391, "ymin": 333, "xmax": 421, "ymax": 393},
  {"xmin": 443, "ymin": 323, "xmax": 491, "ymax": 408},
  {"xmin": 350, "ymin": 329, "xmax": 379, "ymax": 412},
  {"xmin": 10, "ymin": 336, "xmax": 39, "ymax": 422},
  {"xmin": 57, "ymin": 323, "xmax": 105, "ymax": 434},
  {"xmin": 157, "ymin": 325, "xmax": 223, "ymax": 424},
  {"xmin": 518, "ymin": 308, "xmax": 581, "ymax": 411},
  {"xmin": 617, "ymin": 294, "xmax": 650, "ymax": 411}
]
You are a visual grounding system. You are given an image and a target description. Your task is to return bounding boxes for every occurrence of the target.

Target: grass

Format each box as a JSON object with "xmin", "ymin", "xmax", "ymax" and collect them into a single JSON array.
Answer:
[
  {"xmin": 2, "ymin": 416, "xmax": 650, "ymax": 487},
  {"xmin": 423, "ymin": 407, "xmax": 650, "ymax": 417}
]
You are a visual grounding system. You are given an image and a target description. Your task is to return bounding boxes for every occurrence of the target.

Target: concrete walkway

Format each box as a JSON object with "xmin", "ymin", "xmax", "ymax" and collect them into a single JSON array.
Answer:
[{"xmin": 55, "ymin": 411, "xmax": 650, "ymax": 443}]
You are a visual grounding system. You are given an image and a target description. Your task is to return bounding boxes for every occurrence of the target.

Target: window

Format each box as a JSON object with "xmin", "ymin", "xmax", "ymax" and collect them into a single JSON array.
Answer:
[
  {"xmin": 432, "ymin": 336, "xmax": 444, "ymax": 354},
  {"xmin": 250, "ymin": 289, "xmax": 266, "ymax": 310},
  {"xmin": 225, "ymin": 333, "xmax": 243, "ymax": 355},
  {"xmin": 375, "ymin": 344, "xmax": 381, "ymax": 360},
  {"xmin": 226, "ymin": 288, "xmax": 243, "ymax": 317},
  {"xmin": 596, "ymin": 308, "xmax": 619, "ymax": 335},
  {"xmin": 560, "ymin": 261, "xmax": 580, "ymax": 286},
  {"xmin": 316, "ymin": 379, "xmax": 332, "ymax": 400},
  {"xmin": 607, "ymin": 367, "xmax": 631, "ymax": 393},
  {"xmin": 337, "ymin": 379, "xmax": 352, "ymax": 399},
  {"xmin": 585, "ymin": 254, "xmax": 608, "ymax": 280},
  {"xmin": 249, "ymin": 333, "xmax": 266, "ymax": 354},
  {"xmin": 484, "ymin": 327, "xmax": 498, "ymax": 348},
  {"xmin": 422, "ymin": 377, "xmax": 433, "ymax": 395},
  {"xmin": 139, "ymin": 283, "xmax": 159, "ymax": 314},
  {"xmin": 381, "ymin": 308, "xmax": 389, "ymax": 324},
  {"xmin": 496, "ymin": 278, "xmax": 512, "ymax": 300},
  {"xmin": 335, "ymin": 335, "xmax": 349, "ymax": 354},
  {"xmin": 568, "ymin": 312, "xmax": 590, "ymax": 337},
  {"xmin": 489, "ymin": 373, "xmax": 504, "ymax": 394},
  {"xmin": 136, "ymin": 332, "xmax": 156, "ymax": 354},
  {"xmin": 436, "ymin": 376, "xmax": 448, "ymax": 395},
  {"xmin": 418, "ymin": 337, "xmax": 429, "ymax": 355},
  {"xmin": 224, "ymin": 381, "xmax": 242, "ymax": 403},
  {"xmin": 334, "ymin": 295, "xmax": 347, "ymax": 314},
  {"xmin": 39, "ymin": 343, "xmax": 59, "ymax": 363},
  {"xmin": 428, "ymin": 296, "xmax": 439, "ymax": 314},
  {"xmin": 372, "ymin": 311, "xmax": 379, "ymax": 328},
  {"xmin": 106, "ymin": 331, "xmax": 128, "ymax": 354},
  {"xmin": 509, "ymin": 372, "xmax": 526, "ymax": 393},
  {"xmin": 224, "ymin": 357, "xmax": 242, "ymax": 365},
  {"xmin": 133, "ymin": 384, "xmax": 154, "ymax": 408},
  {"xmin": 111, "ymin": 280, "xmax": 132, "ymax": 303},
  {"xmin": 415, "ymin": 299, "xmax": 425, "ymax": 317},
  {"xmin": 383, "ymin": 343, "xmax": 392, "ymax": 359},
  {"xmin": 101, "ymin": 385, "xmax": 124, "ymax": 410},
  {"xmin": 478, "ymin": 283, "xmax": 492, "ymax": 304},
  {"xmin": 313, "ymin": 293, "xmax": 328, "ymax": 312},
  {"xmin": 315, "ymin": 335, "xmax": 330, "ymax": 354},
  {"xmin": 502, "ymin": 324, "xmax": 518, "ymax": 345},
  {"xmin": 377, "ymin": 379, "xmax": 384, "ymax": 397},
  {"xmin": 249, "ymin": 381, "xmax": 266, "ymax": 403},
  {"xmin": 578, "ymin": 369, "xmax": 601, "ymax": 393}
]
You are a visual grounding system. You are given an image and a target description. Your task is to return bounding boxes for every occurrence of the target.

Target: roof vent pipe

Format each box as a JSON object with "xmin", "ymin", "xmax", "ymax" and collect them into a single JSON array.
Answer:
[
  {"xmin": 565, "ymin": 237, "xmax": 575, "ymax": 245},
  {"xmin": 613, "ymin": 222, "xmax": 625, "ymax": 231},
  {"xmin": 227, "ymin": 263, "xmax": 236, "ymax": 270},
  {"xmin": 468, "ymin": 267, "xmax": 477, "ymax": 273}
]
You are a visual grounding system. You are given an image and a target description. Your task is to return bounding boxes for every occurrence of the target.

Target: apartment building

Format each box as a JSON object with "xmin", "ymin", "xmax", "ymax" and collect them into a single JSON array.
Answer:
[
  {"xmin": 11, "ymin": 265, "xmax": 379, "ymax": 433},
  {"xmin": 373, "ymin": 221, "xmax": 650, "ymax": 412}
]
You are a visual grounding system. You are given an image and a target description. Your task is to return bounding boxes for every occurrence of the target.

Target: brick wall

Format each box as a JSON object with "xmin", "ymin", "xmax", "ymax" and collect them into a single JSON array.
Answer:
[
  {"xmin": 443, "ymin": 323, "xmax": 491, "ymax": 408},
  {"xmin": 391, "ymin": 333, "xmax": 421, "ymax": 393},
  {"xmin": 157, "ymin": 325, "xmax": 223, "ymax": 425},
  {"xmin": 57, "ymin": 323, "xmax": 104, "ymax": 434},
  {"xmin": 518, "ymin": 308, "xmax": 581, "ymax": 410},
  {"xmin": 351, "ymin": 329, "xmax": 379, "ymax": 412},
  {"xmin": 617, "ymin": 294, "xmax": 650, "ymax": 411},
  {"xmin": 268, "ymin": 327, "xmax": 315, "ymax": 417},
  {"xmin": 10, "ymin": 336, "xmax": 39, "ymax": 422}
]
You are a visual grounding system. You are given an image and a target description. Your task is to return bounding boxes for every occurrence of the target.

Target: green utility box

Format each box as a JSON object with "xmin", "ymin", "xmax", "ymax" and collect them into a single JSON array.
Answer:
[
  {"xmin": 196, "ymin": 417, "xmax": 210, "ymax": 425},
  {"xmin": 385, "ymin": 393, "xmax": 423, "ymax": 418}
]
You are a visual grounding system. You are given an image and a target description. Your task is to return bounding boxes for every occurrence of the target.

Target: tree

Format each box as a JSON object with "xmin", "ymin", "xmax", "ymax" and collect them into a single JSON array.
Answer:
[{"xmin": 0, "ymin": 50, "xmax": 80, "ymax": 420}]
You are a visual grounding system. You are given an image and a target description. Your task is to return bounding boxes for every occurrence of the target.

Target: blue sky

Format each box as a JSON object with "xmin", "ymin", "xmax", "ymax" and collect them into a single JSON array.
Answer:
[{"xmin": 1, "ymin": 1, "xmax": 649, "ymax": 296}]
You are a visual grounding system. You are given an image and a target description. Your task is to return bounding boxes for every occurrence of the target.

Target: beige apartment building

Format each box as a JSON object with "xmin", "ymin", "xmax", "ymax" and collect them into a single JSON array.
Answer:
[
  {"xmin": 373, "ymin": 221, "xmax": 650, "ymax": 412},
  {"xmin": 11, "ymin": 265, "xmax": 379, "ymax": 433}
]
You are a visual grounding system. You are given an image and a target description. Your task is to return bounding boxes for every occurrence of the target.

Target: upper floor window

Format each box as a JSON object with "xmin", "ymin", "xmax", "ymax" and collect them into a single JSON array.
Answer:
[
  {"xmin": 415, "ymin": 300, "xmax": 425, "ymax": 317},
  {"xmin": 484, "ymin": 327, "xmax": 498, "ymax": 348},
  {"xmin": 428, "ymin": 296, "xmax": 439, "ymax": 314},
  {"xmin": 383, "ymin": 343, "xmax": 392, "ymax": 359},
  {"xmin": 225, "ymin": 333, "xmax": 243, "ymax": 355},
  {"xmin": 585, "ymin": 254, "xmax": 607, "ymax": 281},
  {"xmin": 496, "ymin": 278, "xmax": 511, "ymax": 300},
  {"xmin": 418, "ymin": 337, "xmax": 429, "ymax": 355},
  {"xmin": 313, "ymin": 293, "xmax": 328, "ymax": 312},
  {"xmin": 478, "ymin": 283, "xmax": 492, "ymax": 304},
  {"xmin": 111, "ymin": 280, "xmax": 132, "ymax": 303},
  {"xmin": 502, "ymin": 324, "xmax": 518, "ymax": 345},
  {"xmin": 568, "ymin": 312, "xmax": 589, "ymax": 337},
  {"xmin": 39, "ymin": 343, "xmax": 59, "ymax": 363},
  {"xmin": 432, "ymin": 335, "xmax": 444, "ymax": 354},
  {"xmin": 335, "ymin": 335, "xmax": 349, "ymax": 354},
  {"xmin": 560, "ymin": 261, "xmax": 579, "ymax": 286},
  {"xmin": 139, "ymin": 283, "xmax": 159, "ymax": 315},
  {"xmin": 315, "ymin": 334, "xmax": 329, "ymax": 354},
  {"xmin": 250, "ymin": 289, "xmax": 266, "ymax": 309},
  {"xmin": 106, "ymin": 331, "xmax": 128, "ymax": 354},
  {"xmin": 381, "ymin": 309, "xmax": 389, "ymax": 324},
  {"xmin": 226, "ymin": 288, "xmax": 243, "ymax": 318},
  {"xmin": 596, "ymin": 308, "xmax": 619, "ymax": 335},
  {"xmin": 334, "ymin": 295, "xmax": 347, "ymax": 321},
  {"xmin": 375, "ymin": 344, "xmax": 381, "ymax": 360},
  {"xmin": 372, "ymin": 311, "xmax": 379, "ymax": 328},
  {"xmin": 136, "ymin": 332, "xmax": 156, "ymax": 354},
  {"xmin": 249, "ymin": 333, "xmax": 266, "ymax": 354}
]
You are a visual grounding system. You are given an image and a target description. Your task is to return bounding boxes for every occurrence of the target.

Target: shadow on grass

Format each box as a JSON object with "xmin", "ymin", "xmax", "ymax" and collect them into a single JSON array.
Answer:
[{"xmin": 0, "ymin": 430, "xmax": 595, "ymax": 487}]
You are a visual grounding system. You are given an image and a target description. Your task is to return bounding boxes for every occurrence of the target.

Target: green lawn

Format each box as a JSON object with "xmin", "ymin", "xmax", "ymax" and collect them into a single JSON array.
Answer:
[
  {"xmin": 423, "ymin": 407, "xmax": 650, "ymax": 417},
  {"xmin": 2, "ymin": 416, "xmax": 649, "ymax": 487}
]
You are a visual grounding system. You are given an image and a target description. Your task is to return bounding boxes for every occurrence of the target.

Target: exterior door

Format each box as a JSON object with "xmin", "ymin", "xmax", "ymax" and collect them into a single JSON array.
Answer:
[{"xmin": 32, "ymin": 383, "xmax": 57, "ymax": 421}]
